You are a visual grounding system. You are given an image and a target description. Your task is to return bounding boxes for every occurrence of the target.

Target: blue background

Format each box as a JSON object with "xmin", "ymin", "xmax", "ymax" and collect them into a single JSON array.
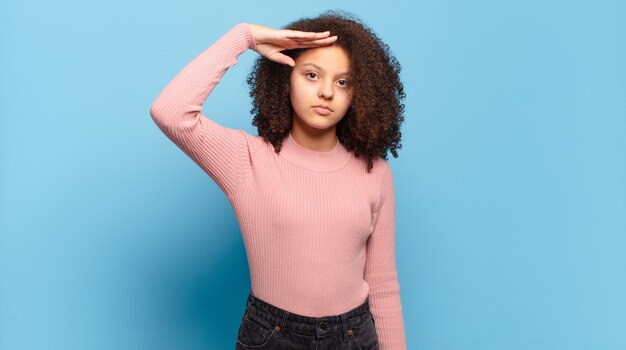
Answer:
[{"xmin": 1, "ymin": 0, "xmax": 625, "ymax": 349}]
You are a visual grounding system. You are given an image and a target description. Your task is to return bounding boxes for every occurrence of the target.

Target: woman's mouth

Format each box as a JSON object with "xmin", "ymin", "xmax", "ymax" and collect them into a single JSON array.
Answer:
[{"xmin": 312, "ymin": 105, "xmax": 332, "ymax": 115}]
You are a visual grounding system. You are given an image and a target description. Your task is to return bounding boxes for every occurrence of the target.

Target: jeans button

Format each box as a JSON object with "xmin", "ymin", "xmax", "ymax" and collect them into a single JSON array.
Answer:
[{"xmin": 319, "ymin": 321, "xmax": 328, "ymax": 331}]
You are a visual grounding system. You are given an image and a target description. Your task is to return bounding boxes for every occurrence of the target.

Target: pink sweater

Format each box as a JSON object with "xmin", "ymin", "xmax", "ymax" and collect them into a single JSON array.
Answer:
[{"xmin": 149, "ymin": 23, "xmax": 407, "ymax": 349}]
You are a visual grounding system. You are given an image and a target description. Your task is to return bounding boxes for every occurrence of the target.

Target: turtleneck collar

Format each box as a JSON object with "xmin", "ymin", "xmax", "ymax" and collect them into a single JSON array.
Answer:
[{"xmin": 279, "ymin": 131, "xmax": 352, "ymax": 172}]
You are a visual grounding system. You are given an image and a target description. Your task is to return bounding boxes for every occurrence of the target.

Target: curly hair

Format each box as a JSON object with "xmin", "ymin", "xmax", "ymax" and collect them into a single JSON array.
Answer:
[{"xmin": 246, "ymin": 10, "xmax": 405, "ymax": 172}]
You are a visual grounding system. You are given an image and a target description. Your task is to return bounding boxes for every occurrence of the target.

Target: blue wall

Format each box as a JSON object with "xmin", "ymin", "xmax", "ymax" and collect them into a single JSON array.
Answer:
[{"xmin": 1, "ymin": 0, "xmax": 624, "ymax": 349}]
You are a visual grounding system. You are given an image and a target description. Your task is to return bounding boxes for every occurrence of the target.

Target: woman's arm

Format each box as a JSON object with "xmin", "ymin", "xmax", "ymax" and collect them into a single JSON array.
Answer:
[
  {"xmin": 365, "ymin": 164, "xmax": 408, "ymax": 349},
  {"xmin": 149, "ymin": 23, "xmax": 337, "ymax": 200},
  {"xmin": 149, "ymin": 23, "xmax": 258, "ymax": 200}
]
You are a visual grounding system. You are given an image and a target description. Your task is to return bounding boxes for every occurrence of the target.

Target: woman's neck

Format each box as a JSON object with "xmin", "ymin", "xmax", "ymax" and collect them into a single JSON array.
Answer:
[{"xmin": 289, "ymin": 125, "xmax": 338, "ymax": 152}]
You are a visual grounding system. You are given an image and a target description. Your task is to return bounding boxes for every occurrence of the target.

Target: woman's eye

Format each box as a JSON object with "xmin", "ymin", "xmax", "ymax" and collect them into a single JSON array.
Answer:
[
  {"xmin": 337, "ymin": 79, "xmax": 348, "ymax": 87},
  {"xmin": 306, "ymin": 72, "xmax": 318, "ymax": 80}
]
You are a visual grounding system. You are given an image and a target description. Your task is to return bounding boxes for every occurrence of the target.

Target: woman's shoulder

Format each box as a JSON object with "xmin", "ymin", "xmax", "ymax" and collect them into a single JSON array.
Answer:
[
  {"xmin": 370, "ymin": 155, "xmax": 393, "ymax": 176},
  {"xmin": 348, "ymin": 154, "xmax": 393, "ymax": 183}
]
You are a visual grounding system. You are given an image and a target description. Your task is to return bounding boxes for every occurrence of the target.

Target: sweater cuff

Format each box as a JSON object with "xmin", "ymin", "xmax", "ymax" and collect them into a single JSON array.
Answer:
[{"xmin": 239, "ymin": 22, "xmax": 257, "ymax": 51}]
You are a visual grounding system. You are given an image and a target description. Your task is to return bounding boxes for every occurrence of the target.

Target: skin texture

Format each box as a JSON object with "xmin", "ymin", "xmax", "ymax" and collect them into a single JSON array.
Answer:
[{"xmin": 248, "ymin": 10, "xmax": 405, "ymax": 172}]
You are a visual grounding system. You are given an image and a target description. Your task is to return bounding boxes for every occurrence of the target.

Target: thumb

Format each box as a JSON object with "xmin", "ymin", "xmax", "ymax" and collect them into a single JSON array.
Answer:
[{"xmin": 269, "ymin": 52, "xmax": 295, "ymax": 67}]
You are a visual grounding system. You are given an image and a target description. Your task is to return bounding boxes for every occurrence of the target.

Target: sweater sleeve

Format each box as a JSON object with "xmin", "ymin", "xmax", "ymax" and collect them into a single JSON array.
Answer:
[
  {"xmin": 149, "ymin": 23, "xmax": 258, "ymax": 201},
  {"xmin": 365, "ymin": 164, "xmax": 407, "ymax": 349}
]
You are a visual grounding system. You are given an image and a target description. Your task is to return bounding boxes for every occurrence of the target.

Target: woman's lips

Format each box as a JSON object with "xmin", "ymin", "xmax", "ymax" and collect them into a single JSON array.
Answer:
[{"xmin": 312, "ymin": 106, "xmax": 332, "ymax": 115}]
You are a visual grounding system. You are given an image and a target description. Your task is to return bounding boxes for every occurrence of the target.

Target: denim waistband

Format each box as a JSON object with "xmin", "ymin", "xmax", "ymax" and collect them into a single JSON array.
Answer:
[{"xmin": 244, "ymin": 290, "xmax": 372, "ymax": 339}]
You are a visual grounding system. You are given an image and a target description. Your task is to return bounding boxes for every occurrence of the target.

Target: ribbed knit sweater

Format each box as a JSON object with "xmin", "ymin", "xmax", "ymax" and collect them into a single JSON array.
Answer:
[{"xmin": 149, "ymin": 23, "xmax": 407, "ymax": 349}]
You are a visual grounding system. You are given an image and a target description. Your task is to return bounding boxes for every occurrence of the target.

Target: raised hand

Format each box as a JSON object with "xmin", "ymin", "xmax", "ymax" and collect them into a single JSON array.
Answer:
[{"xmin": 248, "ymin": 23, "xmax": 338, "ymax": 67}]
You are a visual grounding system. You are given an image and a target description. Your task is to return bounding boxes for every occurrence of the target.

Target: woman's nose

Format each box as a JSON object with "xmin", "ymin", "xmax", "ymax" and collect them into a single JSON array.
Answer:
[{"xmin": 318, "ymin": 81, "xmax": 334, "ymax": 99}]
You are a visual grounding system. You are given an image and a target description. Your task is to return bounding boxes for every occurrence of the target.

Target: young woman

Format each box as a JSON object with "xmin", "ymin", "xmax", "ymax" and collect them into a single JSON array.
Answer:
[{"xmin": 150, "ymin": 10, "xmax": 407, "ymax": 350}]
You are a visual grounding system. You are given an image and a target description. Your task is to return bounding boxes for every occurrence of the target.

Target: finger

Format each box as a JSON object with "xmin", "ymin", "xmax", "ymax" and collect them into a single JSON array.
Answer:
[
  {"xmin": 294, "ymin": 36, "xmax": 338, "ymax": 47},
  {"xmin": 291, "ymin": 32, "xmax": 332, "ymax": 40},
  {"xmin": 268, "ymin": 52, "xmax": 296, "ymax": 67},
  {"xmin": 284, "ymin": 30, "xmax": 331, "ymax": 40}
]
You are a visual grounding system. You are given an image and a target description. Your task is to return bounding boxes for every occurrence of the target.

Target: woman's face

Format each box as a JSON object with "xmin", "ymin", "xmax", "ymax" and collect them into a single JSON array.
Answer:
[{"xmin": 289, "ymin": 45, "xmax": 353, "ymax": 135}]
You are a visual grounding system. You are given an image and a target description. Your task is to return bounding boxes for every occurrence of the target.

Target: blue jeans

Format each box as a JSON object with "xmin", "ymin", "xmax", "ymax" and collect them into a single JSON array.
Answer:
[{"xmin": 235, "ymin": 290, "xmax": 380, "ymax": 349}]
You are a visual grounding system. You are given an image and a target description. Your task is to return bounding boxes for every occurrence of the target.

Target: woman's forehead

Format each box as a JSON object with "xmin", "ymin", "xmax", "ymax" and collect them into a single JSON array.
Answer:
[{"xmin": 295, "ymin": 46, "xmax": 351, "ymax": 73}]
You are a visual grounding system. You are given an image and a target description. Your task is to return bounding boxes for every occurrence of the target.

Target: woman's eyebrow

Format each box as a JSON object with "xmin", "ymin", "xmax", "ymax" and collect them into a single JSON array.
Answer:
[{"xmin": 302, "ymin": 63, "xmax": 350, "ymax": 77}]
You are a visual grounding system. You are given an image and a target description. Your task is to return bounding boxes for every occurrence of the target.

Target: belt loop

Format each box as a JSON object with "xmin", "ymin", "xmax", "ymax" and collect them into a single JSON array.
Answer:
[
  {"xmin": 279, "ymin": 309, "xmax": 289, "ymax": 333},
  {"xmin": 341, "ymin": 313, "xmax": 349, "ymax": 343}
]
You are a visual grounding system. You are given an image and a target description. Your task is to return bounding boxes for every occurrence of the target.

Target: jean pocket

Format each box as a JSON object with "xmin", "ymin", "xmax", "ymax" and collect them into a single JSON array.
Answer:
[
  {"xmin": 236, "ymin": 312, "xmax": 277, "ymax": 349},
  {"xmin": 348, "ymin": 312, "xmax": 380, "ymax": 350}
]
